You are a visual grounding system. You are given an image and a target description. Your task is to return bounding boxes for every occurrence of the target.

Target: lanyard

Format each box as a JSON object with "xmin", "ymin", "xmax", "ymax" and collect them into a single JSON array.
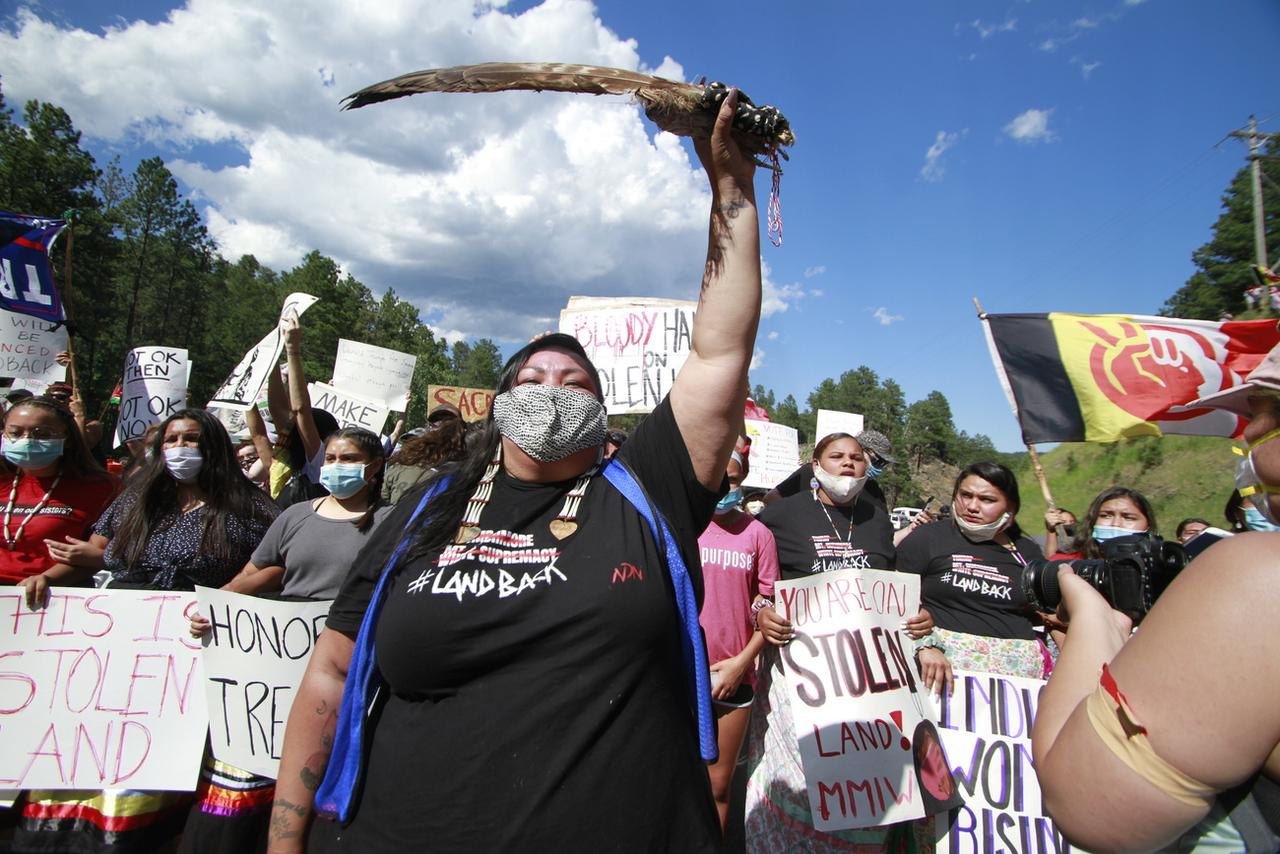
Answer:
[{"xmin": 3, "ymin": 469, "xmax": 62, "ymax": 549}]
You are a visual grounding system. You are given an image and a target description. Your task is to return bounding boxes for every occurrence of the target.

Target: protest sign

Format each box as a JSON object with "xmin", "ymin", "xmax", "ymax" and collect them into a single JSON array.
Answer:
[
  {"xmin": 934, "ymin": 670, "xmax": 1070, "ymax": 853},
  {"xmin": 742, "ymin": 418, "xmax": 800, "ymax": 489},
  {"xmin": 816, "ymin": 410, "xmax": 865, "ymax": 442},
  {"xmin": 0, "ymin": 588, "xmax": 207, "ymax": 790},
  {"xmin": 209, "ymin": 292, "xmax": 318, "ymax": 410},
  {"xmin": 308, "ymin": 382, "xmax": 390, "ymax": 434},
  {"xmin": 195, "ymin": 588, "xmax": 331, "ymax": 779},
  {"xmin": 113, "ymin": 346, "xmax": 188, "ymax": 447},
  {"xmin": 332, "ymin": 340, "xmax": 416, "ymax": 411},
  {"xmin": 559, "ymin": 296, "xmax": 697, "ymax": 414},
  {"xmin": 8, "ymin": 377, "xmax": 49, "ymax": 395},
  {"xmin": 0, "ymin": 309, "xmax": 67, "ymax": 382},
  {"xmin": 775, "ymin": 569, "xmax": 948, "ymax": 830},
  {"xmin": 428, "ymin": 384, "xmax": 495, "ymax": 423}
]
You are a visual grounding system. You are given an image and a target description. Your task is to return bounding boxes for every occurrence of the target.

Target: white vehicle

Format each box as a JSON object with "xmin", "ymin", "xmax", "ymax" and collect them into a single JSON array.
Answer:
[{"xmin": 890, "ymin": 506, "xmax": 923, "ymax": 530}]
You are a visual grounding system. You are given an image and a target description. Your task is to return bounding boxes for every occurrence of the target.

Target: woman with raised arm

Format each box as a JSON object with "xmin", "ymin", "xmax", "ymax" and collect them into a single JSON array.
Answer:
[{"xmin": 269, "ymin": 92, "xmax": 761, "ymax": 853}]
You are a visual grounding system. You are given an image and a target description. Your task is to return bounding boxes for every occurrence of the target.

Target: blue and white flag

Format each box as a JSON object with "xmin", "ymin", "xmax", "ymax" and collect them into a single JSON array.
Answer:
[{"xmin": 0, "ymin": 211, "xmax": 68, "ymax": 323}]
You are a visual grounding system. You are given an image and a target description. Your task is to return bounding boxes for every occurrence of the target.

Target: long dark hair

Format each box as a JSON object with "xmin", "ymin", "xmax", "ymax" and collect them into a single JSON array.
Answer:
[
  {"xmin": 325, "ymin": 427, "xmax": 386, "ymax": 531},
  {"xmin": 1072, "ymin": 486, "xmax": 1157, "ymax": 558},
  {"xmin": 112, "ymin": 408, "xmax": 276, "ymax": 569},
  {"xmin": 952, "ymin": 461, "xmax": 1024, "ymax": 539},
  {"xmin": 0, "ymin": 396, "xmax": 109, "ymax": 481},
  {"xmin": 390, "ymin": 418, "xmax": 468, "ymax": 469},
  {"xmin": 401, "ymin": 337, "xmax": 597, "ymax": 565}
]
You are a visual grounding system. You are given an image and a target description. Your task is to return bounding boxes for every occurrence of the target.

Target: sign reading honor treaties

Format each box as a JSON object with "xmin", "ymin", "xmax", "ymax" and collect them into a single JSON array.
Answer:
[
  {"xmin": 559, "ymin": 296, "xmax": 697, "ymax": 414},
  {"xmin": 0, "ymin": 589, "xmax": 207, "ymax": 790},
  {"xmin": 776, "ymin": 569, "xmax": 951, "ymax": 830}
]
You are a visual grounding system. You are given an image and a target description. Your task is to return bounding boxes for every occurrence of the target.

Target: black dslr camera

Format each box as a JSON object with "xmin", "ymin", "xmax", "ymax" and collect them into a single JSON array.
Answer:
[{"xmin": 1021, "ymin": 533, "xmax": 1187, "ymax": 622}]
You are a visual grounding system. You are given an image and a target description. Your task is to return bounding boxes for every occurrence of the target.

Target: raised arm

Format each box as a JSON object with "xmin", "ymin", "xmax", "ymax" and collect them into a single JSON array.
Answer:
[
  {"xmin": 1033, "ymin": 534, "xmax": 1280, "ymax": 851},
  {"xmin": 282, "ymin": 314, "xmax": 322, "ymax": 465},
  {"xmin": 269, "ymin": 628, "xmax": 354, "ymax": 853},
  {"xmin": 669, "ymin": 90, "xmax": 762, "ymax": 491}
]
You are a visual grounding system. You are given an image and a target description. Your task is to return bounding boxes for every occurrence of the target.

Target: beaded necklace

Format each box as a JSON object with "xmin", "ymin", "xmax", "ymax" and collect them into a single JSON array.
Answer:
[
  {"xmin": 455, "ymin": 446, "xmax": 598, "ymax": 544},
  {"xmin": 3, "ymin": 468, "xmax": 62, "ymax": 549}
]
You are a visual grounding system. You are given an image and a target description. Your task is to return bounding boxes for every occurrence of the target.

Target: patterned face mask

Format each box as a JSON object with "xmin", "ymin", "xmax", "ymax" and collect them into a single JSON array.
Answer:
[{"xmin": 492, "ymin": 383, "xmax": 608, "ymax": 462}]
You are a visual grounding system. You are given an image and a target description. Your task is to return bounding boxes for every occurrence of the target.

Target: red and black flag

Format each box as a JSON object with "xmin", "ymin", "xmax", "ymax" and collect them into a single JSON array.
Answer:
[
  {"xmin": 0, "ymin": 211, "xmax": 68, "ymax": 323},
  {"xmin": 981, "ymin": 312, "xmax": 1280, "ymax": 443}
]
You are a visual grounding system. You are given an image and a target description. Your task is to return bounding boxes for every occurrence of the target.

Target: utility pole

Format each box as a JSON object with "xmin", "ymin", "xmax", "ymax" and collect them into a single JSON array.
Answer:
[{"xmin": 1230, "ymin": 116, "xmax": 1280, "ymax": 315}]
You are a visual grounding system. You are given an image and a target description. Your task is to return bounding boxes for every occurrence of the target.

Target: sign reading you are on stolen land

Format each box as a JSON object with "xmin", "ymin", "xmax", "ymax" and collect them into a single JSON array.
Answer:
[
  {"xmin": 196, "ymin": 588, "xmax": 331, "ymax": 779},
  {"xmin": 776, "ymin": 568, "xmax": 939, "ymax": 830},
  {"xmin": 559, "ymin": 296, "xmax": 697, "ymax": 414},
  {"xmin": 0, "ymin": 588, "xmax": 207, "ymax": 790}
]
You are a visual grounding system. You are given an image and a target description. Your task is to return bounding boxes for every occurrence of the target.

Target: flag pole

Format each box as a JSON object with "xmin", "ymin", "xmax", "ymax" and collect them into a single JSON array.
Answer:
[
  {"xmin": 972, "ymin": 297, "xmax": 1062, "ymax": 525},
  {"xmin": 59, "ymin": 211, "xmax": 80, "ymax": 394}
]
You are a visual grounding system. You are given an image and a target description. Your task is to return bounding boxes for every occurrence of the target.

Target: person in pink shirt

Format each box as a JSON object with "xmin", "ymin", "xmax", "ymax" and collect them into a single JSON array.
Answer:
[{"xmin": 698, "ymin": 448, "xmax": 779, "ymax": 831}]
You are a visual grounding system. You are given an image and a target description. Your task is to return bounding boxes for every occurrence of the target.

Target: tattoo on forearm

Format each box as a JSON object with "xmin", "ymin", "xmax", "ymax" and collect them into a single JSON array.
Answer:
[
  {"xmin": 269, "ymin": 798, "xmax": 307, "ymax": 843},
  {"xmin": 301, "ymin": 751, "xmax": 328, "ymax": 791}
]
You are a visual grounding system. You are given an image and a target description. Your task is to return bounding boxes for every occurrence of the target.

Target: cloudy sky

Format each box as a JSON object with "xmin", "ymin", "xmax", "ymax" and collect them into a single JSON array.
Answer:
[{"xmin": 2, "ymin": 0, "xmax": 1277, "ymax": 449}]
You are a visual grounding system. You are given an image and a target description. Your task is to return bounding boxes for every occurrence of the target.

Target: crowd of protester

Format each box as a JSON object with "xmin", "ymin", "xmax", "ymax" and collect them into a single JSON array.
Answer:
[{"xmin": 1, "ymin": 95, "xmax": 1276, "ymax": 853}]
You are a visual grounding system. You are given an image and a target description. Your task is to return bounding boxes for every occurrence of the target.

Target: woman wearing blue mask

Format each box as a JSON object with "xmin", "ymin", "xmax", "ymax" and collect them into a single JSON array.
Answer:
[
  {"xmin": 4, "ymin": 396, "xmax": 117, "ymax": 593},
  {"xmin": 183, "ymin": 427, "xmax": 390, "ymax": 852},
  {"xmin": 1061, "ymin": 487, "xmax": 1156, "ymax": 560}
]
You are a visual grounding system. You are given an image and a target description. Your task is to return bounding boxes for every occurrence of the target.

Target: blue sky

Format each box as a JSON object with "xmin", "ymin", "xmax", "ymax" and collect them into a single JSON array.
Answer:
[{"xmin": 2, "ymin": 0, "xmax": 1278, "ymax": 450}]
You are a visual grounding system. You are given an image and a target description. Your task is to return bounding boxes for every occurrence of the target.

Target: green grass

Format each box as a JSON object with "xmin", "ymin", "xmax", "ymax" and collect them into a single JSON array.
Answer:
[{"xmin": 1008, "ymin": 435, "xmax": 1240, "ymax": 536}]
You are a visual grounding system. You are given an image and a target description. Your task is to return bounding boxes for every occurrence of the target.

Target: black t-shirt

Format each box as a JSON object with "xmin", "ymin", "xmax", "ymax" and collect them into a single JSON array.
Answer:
[
  {"xmin": 756, "ymin": 489, "xmax": 895, "ymax": 581},
  {"xmin": 773, "ymin": 463, "xmax": 888, "ymax": 508},
  {"xmin": 315, "ymin": 397, "xmax": 720, "ymax": 853},
  {"xmin": 895, "ymin": 520, "xmax": 1044, "ymax": 640}
]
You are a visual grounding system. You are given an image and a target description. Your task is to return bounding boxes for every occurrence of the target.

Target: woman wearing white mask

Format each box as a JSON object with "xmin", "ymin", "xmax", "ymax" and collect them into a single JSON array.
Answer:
[
  {"xmin": 182, "ymin": 427, "xmax": 390, "ymax": 853},
  {"xmin": 896, "ymin": 461, "xmax": 1048, "ymax": 683},
  {"xmin": 742, "ymin": 433, "xmax": 935, "ymax": 852},
  {"xmin": 90, "ymin": 408, "xmax": 278, "ymax": 592},
  {"xmin": 15, "ymin": 409, "xmax": 277, "ymax": 852},
  {"xmin": 2, "ymin": 396, "xmax": 116, "ymax": 593},
  {"xmin": 1030, "ymin": 341, "xmax": 1280, "ymax": 851},
  {"xmin": 272, "ymin": 92, "xmax": 760, "ymax": 853}
]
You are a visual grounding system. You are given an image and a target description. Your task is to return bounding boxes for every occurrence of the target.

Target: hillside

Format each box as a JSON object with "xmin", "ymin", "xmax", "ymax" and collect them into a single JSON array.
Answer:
[{"xmin": 1003, "ymin": 435, "xmax": 1239, "ymax": 536}]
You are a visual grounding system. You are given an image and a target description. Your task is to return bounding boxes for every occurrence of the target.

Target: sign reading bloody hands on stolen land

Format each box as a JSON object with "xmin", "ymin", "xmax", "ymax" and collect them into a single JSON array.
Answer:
[
  {"xmin": 776, "ymin": 568, "xmax": 956, "ymax": 831},
  {"xmin": 0, "ymin": 589, "xmax": 207, "ymax": 790},
  {"xmin": 559, "ymin": 296, "xmax": 697, "ymax": 415},
  {"xmin": 196, "ymin": 588, "xmax": 331, "ymax": 779}
]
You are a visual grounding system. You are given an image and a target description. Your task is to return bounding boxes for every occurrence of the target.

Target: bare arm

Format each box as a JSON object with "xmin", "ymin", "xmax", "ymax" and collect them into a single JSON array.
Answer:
[
  {"xmin": 269, "ymin": 628, "xmax": 354, "ymax": 854},
  {"xmin": 1033, "ymin": 534, "xmax": 1280, "ymax": 851},
  {"xmin": 244, "ymin": 405, "xmax": 277, "ymax": 476},
  {"xmin": 266, "ymin": 362, "xmax": 292, "ymax": 436},
  {"xmin": 225, "ymin": 561, "xmax": 285, "ymax": 596},
  {"xmin": 21, "ymin": 533, "xmax": 110, "ymax": 607},
  {"xmin": 668, "ymin": 90, "xmax": 762, "ymax": 491},
  {"xmin": 282, "ymin": 315, "xmax": 321, "ymax": 465}
]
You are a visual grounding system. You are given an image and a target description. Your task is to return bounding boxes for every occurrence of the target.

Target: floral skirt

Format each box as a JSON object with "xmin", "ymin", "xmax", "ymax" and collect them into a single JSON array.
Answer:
[
  {"xmin": 742, "ymin": 646, "xmax": 935, "ymax": 853},
  {"xmin": 932, "ymin": 627, "xmax": 1051, "ymax": 679}
]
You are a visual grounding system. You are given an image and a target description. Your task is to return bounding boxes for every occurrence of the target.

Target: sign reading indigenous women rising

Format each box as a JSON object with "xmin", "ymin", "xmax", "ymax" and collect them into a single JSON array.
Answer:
[
  {"xmin": 559, "ymin": 296, "xmax": 697, "ymax": 414},
  {"xmin": 0, "ymin": 589, "xmax": 207, "ymax": 790},
  {"xmin": 196, "ymin": 588, "xmax": 331, "ymax": 779},
  {"xmin": 981, "ymin": 312, "xmax": 1280, "ymax": 443},
  {"xmin": 933, "ymin": 670, "xmax": 1073, "ymax": 853},
  {"xmin": 776, "ymin": 569, "xmax": 955, "ymax": 831}
]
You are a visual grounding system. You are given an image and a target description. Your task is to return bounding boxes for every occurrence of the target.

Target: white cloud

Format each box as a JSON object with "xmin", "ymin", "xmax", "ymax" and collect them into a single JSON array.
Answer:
[
  {"xmin": 804, "ymin": 265, "xmax": 826, "ymax": 278},
  {"xmin": 761, "ymin": 258, "xmax": 807, "ymax": 317},
  {"xmin": 750, "ymin": 347, "xmax": 765, "ymax": 371},
  {"xmin": 810, "ymin": 289, "xmax": 824, "ymax": 298},
  {"xmin": 1004, "ymin": 108, "xmax": 1057, "ymax": 144},
  {"xmin": 970, "ymin": 18, "xmax": 1017, "ymax": 39},
  {"xmin": 1072, "ymin": 17, "xmax": 1099, "ymax": 29},
  {"xmin": 920, "ymin": 128, "xmax": 967, "ymax": 183},
  {"xmin": 871, "ymin": 307, "xmax": 904, "ymax": 326},
  {"xmin": 1071, "ymin": 57, "xmax": 1103, "ymax": 79},
  {"xmin": 766, "ymin": 330, "xmax": 779, "ymax": 341},
  {"xmin": 0, "ymin": 0, "xmax": 718, "ymax": 343},
  {"xmin": 1124, "ymin": 0, "xmax": 1147, "ymax": 5}
]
